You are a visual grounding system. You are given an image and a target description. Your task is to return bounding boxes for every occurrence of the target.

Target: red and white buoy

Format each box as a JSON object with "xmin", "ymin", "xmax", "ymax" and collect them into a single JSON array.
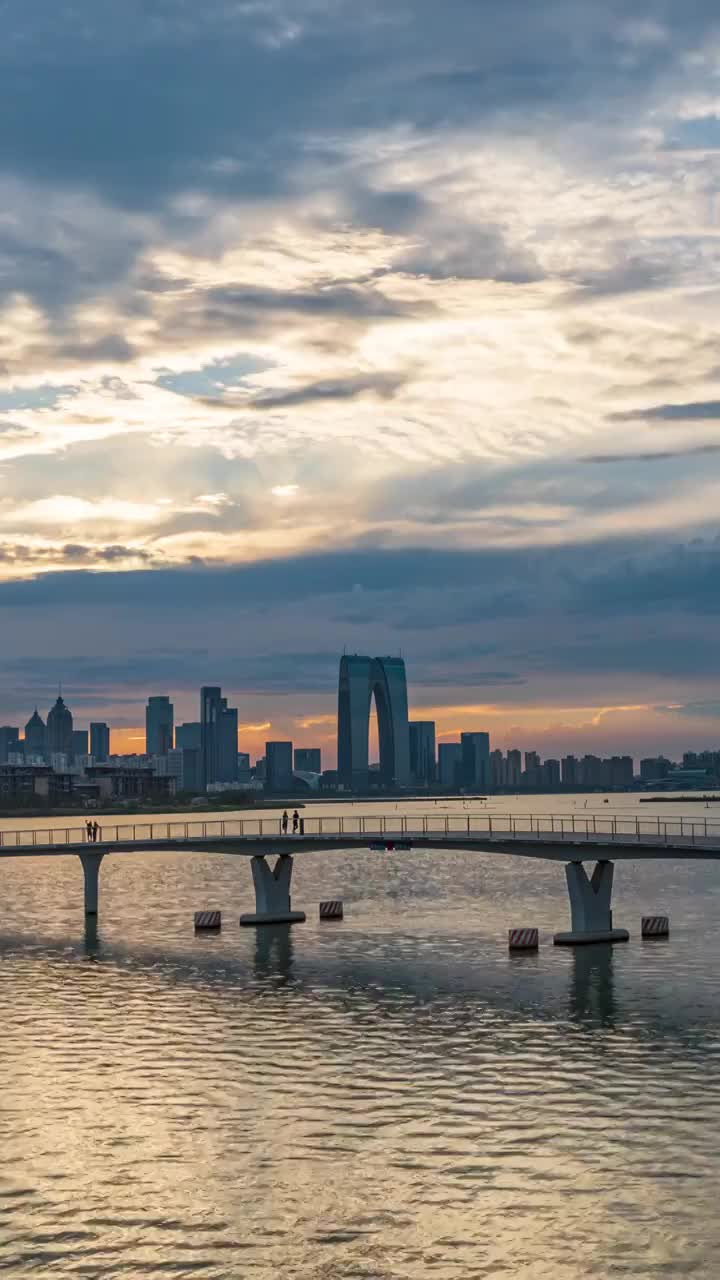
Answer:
[
  {"xmin": 319, "ymin": 900, "xmax": 344, "ymax": 921},
  {"xmin": 508, "ymin": 927, "xmax": 539, "ymax": 950},
  {"xmin": 641, "ymin": 915, "xmax": 669, "ymax": 938},
  {"xmin": 194, "ymin": 910, "xmax": 222, "ymax": 930}
]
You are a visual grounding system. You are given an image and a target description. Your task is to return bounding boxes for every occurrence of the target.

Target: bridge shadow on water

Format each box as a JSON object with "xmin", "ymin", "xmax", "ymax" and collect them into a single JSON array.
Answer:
[
  {"xmin": 2, "ymin": 913, "xmax": 711, "ymax": 1057},
  {"xmin": 252, "ymin": 924, "xmax": 295, "ymax": 980},
  {"xmin": 567, "ymin": 944, "xmax": 617, "ymax": 1024}
]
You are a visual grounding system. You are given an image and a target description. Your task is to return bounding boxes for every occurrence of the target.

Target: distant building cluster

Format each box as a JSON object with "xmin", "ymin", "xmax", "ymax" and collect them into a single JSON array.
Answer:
[
  {"xmin": 1, "ymin": 658, "xmax": 719, "ymax": 808},
  {"xmin": 0, "ymin": 686, "xmax": 325, "ymax": 809},
  {"xmin": 638, "ymin": 752, "xmax": 720, "ymax": 791}
]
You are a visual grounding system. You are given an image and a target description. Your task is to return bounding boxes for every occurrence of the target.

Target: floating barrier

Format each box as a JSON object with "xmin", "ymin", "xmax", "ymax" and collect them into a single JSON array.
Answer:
[
  {"xmin": 508, "ymin": 927, "xmax": 539, "ymax": 951},
  {"xmin": 319, "ymin": 900, "xmax": 344, "ymax": 921},
  {"xmin": 194, "ymin": 910, "xmax": 222, "ymax": 930},
  {"xmin": 642, "ymin": 915, "xmax": 669, "ymax": 938}
]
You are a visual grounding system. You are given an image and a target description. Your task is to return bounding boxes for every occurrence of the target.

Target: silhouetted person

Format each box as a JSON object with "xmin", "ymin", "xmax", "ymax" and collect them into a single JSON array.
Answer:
[
  {"xmin": 92, "ymin": 821, "xmax": 100, "ymax": 844},
  {"xmin": 292, "ymin": 810, "xmax": 299, "ymax": 834},
  {"xmin": 282, "ymin": 810, "xmax": 289, "ymax": 835},
  {"xmin": 86, "ymin": 820, "xmax": 93, "ymax": 842}
]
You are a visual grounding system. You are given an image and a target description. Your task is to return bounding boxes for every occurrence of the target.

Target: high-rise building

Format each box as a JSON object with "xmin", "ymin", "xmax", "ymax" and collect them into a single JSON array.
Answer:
[
  {"xmin": 237, "ymin": 751, "xmax": 251, "ymax": 780},
  {"xmin": 579, "ymin": 755, "xmax": 603, "ymax": 787},
  {"xmin": 266, "ymin": 741, "xmax": 293, "ymax": 792},
  {"xmin": 72, "ymin": 728, "xmax": 89, "ymax": 760},
  {"xmin": 47, "ymin": 696, "xmax": 73, "ymax": 758},
  {"xmin": 607, "ymin": 755, "xmax": 634, "ymax": 787},
  {"xmin": 181, "ymin": 748, "xmax": 202, "ymax": 793},
  {"xmin": 0, "ymin": 726, "xmax": 19, "ymax": 764},
  {"xmin": 146, "ymin": 696, "xmax": 174, "ymax": 756},
  {"xmin": 461, "ymin": 732, "xmax": 490, "ymax": 790},
  {"xmin": 543, "ymin": 758, "xmax": 561, "ymax": 788},
  {"xmin": 217, "ymin": 704, "xmax": 239, "ymax": 783},
  {"xmin": 294, "ymin": 747, "xmax": 321, "ymax": 773},
  {"xmin": 24, "ymin": 709, "xmax": 47, "ymax": 760},
  {"xmin": 90, "ymin": 722, "xmax": 110, "ymax": 763},
  {"xmin": 438, "ymin": 742, "xmax": 462, "ymax": 788},
  {"xmin": 200, "ymin": 687, "xmax": 239, "ymax": 787},
  {"xmin": 409, "ymin": 722, "xmax": 436, "ymax": 786},
  {"xmin": 561, "ymin": 755, "xmax": 578, "ymax": 786},
  {"xmin": 337, "ymin": 655, "xmax": 411, "ymax": 790},
  {"xmin": 523, "ymin": 751, "xmax": 541, "ymax": 787},
  {"xmin": 490, "ymin": 749, "xmax": 506, "ymax": 789},
  {"xmin": 506, "ymin": 749, "xmax": 522, "ymax": 787},
  {"xmin": 176, "ymin": 722, "xmax": 201, "ymax": 750},
  {"xmin": 640, "ymin": 757, "xmax": 672, "ymax": 782},
  {"xmin": 165, "ymin": 749, "xmax": 185, "ymax": 789},
  {"xmin": 201, "ymin": 687, "xmax": 222, "ymax": 787}
]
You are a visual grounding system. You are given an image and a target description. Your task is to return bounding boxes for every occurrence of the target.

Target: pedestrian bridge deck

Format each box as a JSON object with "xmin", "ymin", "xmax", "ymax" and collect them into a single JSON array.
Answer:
[{"xmin": 2, "ymin": 810, "xmax": 720, "ymax": 861}]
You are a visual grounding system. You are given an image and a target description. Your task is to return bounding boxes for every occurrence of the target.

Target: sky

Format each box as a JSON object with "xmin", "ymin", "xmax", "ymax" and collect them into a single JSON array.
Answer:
[{"xmin": 1, "ymin": 0, "xmax": 720, "ymax": 764}]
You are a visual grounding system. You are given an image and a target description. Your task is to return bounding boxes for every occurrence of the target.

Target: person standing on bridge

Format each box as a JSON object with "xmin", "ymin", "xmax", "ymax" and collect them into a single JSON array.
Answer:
[
  {"xmin": 92, "ymin": 821, "xmax": 100, "ymax": 843},
  {"xmin": 86, "ymin": 820, "xmax": 93, "ymax": 842},
  {"xmin": 292, "ymin": 810, "xmax": 299, "ymax": 834},
  {"xmin": 282, "ymin": 810, "xmax": 289, "ymax": 835}
]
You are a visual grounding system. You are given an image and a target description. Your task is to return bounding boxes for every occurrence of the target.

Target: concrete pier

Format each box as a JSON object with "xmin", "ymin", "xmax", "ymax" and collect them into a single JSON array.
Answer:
[
  {"xmin": 554, "ymin": 860, "xmax": 629, "ymax": 945},
  {"xmin": 240, "ymin": 854, "xmax": 306, "ymax": 926},
  {"xmin": 79, "ymin": 851, "xmax": 104, "ymax": 916}
]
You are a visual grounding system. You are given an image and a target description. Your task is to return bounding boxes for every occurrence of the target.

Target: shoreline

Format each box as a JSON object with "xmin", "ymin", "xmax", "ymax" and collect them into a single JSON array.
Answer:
[
  {"xmin": 1, "ymin": 788, "xmax": 719, "ymax": 822},
  {"xmin": 639, "ymin": 794, "xmax": 720, "ymax": 803}
]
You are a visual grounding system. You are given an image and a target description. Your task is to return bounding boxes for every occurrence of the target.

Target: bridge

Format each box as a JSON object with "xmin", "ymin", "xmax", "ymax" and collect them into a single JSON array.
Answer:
[{"xmin": 2, "ymin": 810, "xmax": 719, "ymax": 944}]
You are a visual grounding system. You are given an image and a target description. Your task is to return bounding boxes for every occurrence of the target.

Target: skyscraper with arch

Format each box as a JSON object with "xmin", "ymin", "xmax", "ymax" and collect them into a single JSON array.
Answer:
[{"xmin": 337, "ymin": 655, "xmax": 411, "ymax": 791}]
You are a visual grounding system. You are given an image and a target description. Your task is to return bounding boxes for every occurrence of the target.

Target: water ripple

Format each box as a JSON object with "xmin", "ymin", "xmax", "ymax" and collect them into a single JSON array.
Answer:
[{"xmin": 3, "ymin": 837, "xmax": 720, "ymax": 1276}]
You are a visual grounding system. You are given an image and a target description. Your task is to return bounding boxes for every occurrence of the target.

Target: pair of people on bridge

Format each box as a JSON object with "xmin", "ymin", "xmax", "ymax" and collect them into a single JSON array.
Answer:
[
  {"xmin": 85, "ymin": 820, "xmax": 100, "ymax": 843},
  {"xmin": 281, "ymin": 810, "xmax": 300, "ymax": 834}
]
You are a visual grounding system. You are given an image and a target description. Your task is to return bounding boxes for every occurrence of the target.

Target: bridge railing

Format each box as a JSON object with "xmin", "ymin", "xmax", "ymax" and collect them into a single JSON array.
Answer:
[{"xmin": 2, "ymin": 810, "xmax": 720, "ymax": 849}]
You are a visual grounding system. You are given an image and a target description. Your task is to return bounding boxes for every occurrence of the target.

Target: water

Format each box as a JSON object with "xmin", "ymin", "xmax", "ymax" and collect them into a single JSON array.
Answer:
[{"xmin": 3, "ymin": 794, "xmax": 720, "ymax": 1278}]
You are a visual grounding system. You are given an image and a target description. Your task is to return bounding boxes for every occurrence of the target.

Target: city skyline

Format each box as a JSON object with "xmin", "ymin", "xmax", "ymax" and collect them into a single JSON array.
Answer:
[
  {"xmin": 3, "ymin": 680, "xmax": 720, "ymax": 773},
  {"xmin": 1, "ymin": 557, "xmax": 719, "ymax": 765}
]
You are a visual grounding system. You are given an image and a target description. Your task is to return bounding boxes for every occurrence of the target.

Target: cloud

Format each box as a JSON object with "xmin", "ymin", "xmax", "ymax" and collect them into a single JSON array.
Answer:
[
  {"xmin": 202, "ymin": 282, "xmax": 421, "ymax": 322},
  {"xmin": 583, "ymin": 443, "xmax": 720, "ymax": 463},
  {"xmin": 660, "ymin": 700, "xmax": 720, "ymax": 719},
  {"xmin": 610, "ymin": 400, "xmax": 720, "ymax": 422},
  {"xmin": 0, "ymin": 538, "xmax": 717, "ymax": 628},
  {"xmin": 568, "ymin": 253, "xmax": 677, "ymax": 299},
  {"xmin": 237, "ymin": 371, "xmax": 407, "ymax": 410},
  {"xmin": 57, "ymin": 335, "xmax": 135, "ymax": 364},
  {"xmin": 0, "ymin": 0, "xmax": 702, "ymax": 212}
]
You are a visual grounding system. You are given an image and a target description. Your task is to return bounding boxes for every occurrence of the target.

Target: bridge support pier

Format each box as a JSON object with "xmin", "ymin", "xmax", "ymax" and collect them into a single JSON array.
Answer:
[
  {"xmin": 79, "ymin": 851, "xmax": 104, "ymax": 916},
  {"xmin": 554, "ymin": 860, "xmax": 629, "ymax": 945},
  {"xmin": 240, "ymin": 855, "xmax": 306, "ymax": 926}
]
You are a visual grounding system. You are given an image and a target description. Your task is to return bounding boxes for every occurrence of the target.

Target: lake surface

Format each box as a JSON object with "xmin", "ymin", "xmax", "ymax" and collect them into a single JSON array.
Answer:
[{"xmin": 3, "ymin": 793, "xmax": 720, "ymax": 1278}]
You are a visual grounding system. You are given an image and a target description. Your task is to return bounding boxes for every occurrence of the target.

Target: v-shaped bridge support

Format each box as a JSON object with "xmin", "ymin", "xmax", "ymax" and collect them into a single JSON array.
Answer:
[
  {"xmin": 554, "ymin": 861, "xmax": 629, "ymax": 945},
  {"xmin": 79, "ymin": 851, "xmax": 104, "ymax": 916},
  {"xmin": 240, "ymin": 854, "xmax": 306, "ymax": 926}
]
